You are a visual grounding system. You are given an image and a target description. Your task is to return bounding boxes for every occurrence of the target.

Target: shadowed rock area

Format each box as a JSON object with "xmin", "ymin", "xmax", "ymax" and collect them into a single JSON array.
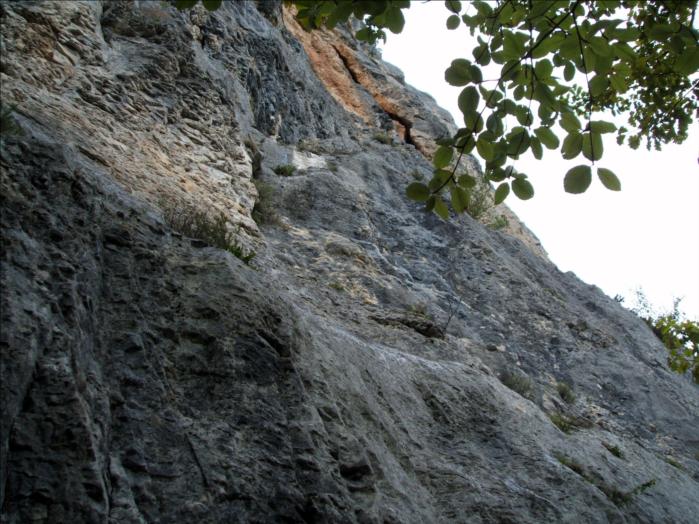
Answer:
[{"xmin": 1, "ymin": 1, "xmax": 697, "ymax": 523}]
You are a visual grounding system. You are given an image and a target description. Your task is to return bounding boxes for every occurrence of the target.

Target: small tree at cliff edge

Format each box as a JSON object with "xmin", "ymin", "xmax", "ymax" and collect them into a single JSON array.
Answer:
[{"xmin": 177, "ymin": 0, "xmax": 698, "ymax": 217}]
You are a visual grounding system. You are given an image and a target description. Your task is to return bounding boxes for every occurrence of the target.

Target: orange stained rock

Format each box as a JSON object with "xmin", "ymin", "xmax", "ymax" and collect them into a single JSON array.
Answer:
[{"xmin": 283, "ymin": 7, "xmax": 373, "ymax": 123}]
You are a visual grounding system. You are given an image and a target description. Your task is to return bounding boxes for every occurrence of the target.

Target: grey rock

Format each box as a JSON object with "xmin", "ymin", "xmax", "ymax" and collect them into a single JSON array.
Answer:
[{"xmin": 1, "ymin": 1, "xmax": 697, "ymax": 523}]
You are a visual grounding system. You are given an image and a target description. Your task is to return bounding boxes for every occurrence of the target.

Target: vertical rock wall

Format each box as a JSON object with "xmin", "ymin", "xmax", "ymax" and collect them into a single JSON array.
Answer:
[{"xmin": 1, "ymin": 1, "xmax": 697, "ymax": 523}]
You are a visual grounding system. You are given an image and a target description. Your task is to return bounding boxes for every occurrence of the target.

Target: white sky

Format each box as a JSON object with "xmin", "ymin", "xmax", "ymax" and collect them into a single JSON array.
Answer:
[{"xmin": 379, "ymin": 1, "xmax": 699, "ymax": 318}]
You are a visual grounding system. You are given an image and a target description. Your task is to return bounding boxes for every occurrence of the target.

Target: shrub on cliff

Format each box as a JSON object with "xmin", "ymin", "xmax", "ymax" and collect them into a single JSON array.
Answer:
[
  {"xmin": 162, "ymin": 201, "xmax": 256, "ymax": 264},
  {"xmin": 625, "ymin": 292, "xmax": 699, "ymax": 383}
]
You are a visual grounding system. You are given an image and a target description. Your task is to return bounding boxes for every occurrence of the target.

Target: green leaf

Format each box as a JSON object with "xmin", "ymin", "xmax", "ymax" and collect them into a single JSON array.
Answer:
[
  {"xmin": 383, "ymin": 6, "xmax": 405, "ymax": 33},
  {"xmin": 592, "ymin": 53, "xmax": 614, "ymax": 76},
  {"xmin": 487, "ymin": 167, "xmax": 507, "ymax": 182},
  {"xmin": 494, "ymin": 182, "xmax": 510, "ymax": 205},
  {"xmin": 463, "ymin": 111, "xmax": 484, "ymax": 133},
  {"xmin": 446, "ymin": 15, "xmax": 461, "ymax": 30},
  {"xmin": 433, "ymin": 198, "xmax": 450, "ymax": 220},
  {"xmin": 429, "ymin": 170, "xmax": 451, "ymax": 191},
  {"xmin": 583, "ymin": 47, "xmax": 596, "ymax": 73},
  {"xmin": 515, "ymin": 106, "xmax": 533, "ymax": 126},
  {"xmin": 597, "ymin": 167, "xmax": 621, "ymax": 191},
  {"xmin": 563, "ymin": 62, "xmax": 576, "ymax": 81},
  {"xmin": 674, "ymin": 47, "xmax": 699, "ymax": 75},
  {"xmin": 582, "ymin": 132, "xmax": 603, "ymax": 162},
  {"xmin": 433, "ymin": 145, "xmax": 454, "ymax": 169},
  {"xmin": 609, "ymin": 74, "xmax": 627, "ymax": 93},
  {"xmin": 589, "ymin": 75, "xmax": 608, "ymax": 97},
  {"xmin": 473, "ymin": 0, "xmax": 492, "ymax": 16},
  {"xmin": 564, "ymin": 165, "xmax": 592, "ymax": 194},
  {"xmin": 445, "ymin": 59, "xmax": 472, "ymax": 86},
  {"xmin": 534, "ymin": 127, "xmax": 560, "ymax": 149},
  {"xmin": 458, "ymin": 174, "xmax": 477, "ymax": 188},
  {"xmin": 446, "ymin": 0, "xmax": 462, "ymax": 14},
  {"xmin": 458, "ymin": 86, "xmax": 480, "ymax": 115},
  {"xmin": 201, "ymin": 0, "xmax": 222, "ymax": 10},
  {"xmin": 649, "ymin": 23, "xmax": 679, "ymax": 40},
  {"xmin": 512, "ymin": 177, "xmax": 534, "ymax": 200},
  {"xmin": 476, "ymin": 136, "xmax": 495, "ymax": 161},
  {"xmin": 613, "ymin": 41, "xmax": 636, "ymax": 61},
  {"xmin": 589, "ymin": 36, "xmax": 612, "ymax": 57},
  {"xmin": 534, "ymin": 59, "xmax": 553, "ymax": 79},
  {"xmin": 560, "ymin": 112, "xmax": 581, "ymax": 133},
  {"xmin": 450, "ymin": 186, "xmax": 470, "ymax": 213},
  {"xmin": 530, "ymin": 137, "xmax": 543, "ymax": 160},
  {"xmin": 559, "ymin": 34, "xmax": 580, "ymax": 61},
  {"xmin": 506, "ymin": 127, "xmax": 530, "ymax": 157},
  {"xmin": 455, "ymin": 132, "xmax": 476, "ymax": 153},
  {"xmin": 538, "ymin": 103, "xmax": 554, "ymax": 123},
  {"xmin": 486, "ymin": 114, "xmax": 504, "ymax": 137},
  {"xmin": 503, "ymin": 31, "xmax": 526, "ymax": 59},
  {"xmin": 561, "ymin": 132, "xmax": 583, "ymax": 160},
  {"xmin": 355, "ymin": 27, "xmax": 373, "ymax": 41},
  {"xmin": 425, "ymin": 195, "xmax": 436, "ymax": 212},
  {"xmin": 534, "ymin": 83, "xmax": 559, "ymax": 111},
  {"xmin": 590, "ymin": 121, "xmax": 616, "ymax": 134},
  {"xmin": 532, "ymin": 32, "xmax": 565, "ymax": 58},
  {"xmin": 175, "ymin": 0, "xmax": 198, "ymax": 9},
  {"xmin": 406, "ymin": 182, "xmax": 430, "ymax": 202},
  {"xmin": 326, "ymin": 3, "xmax": 355, "ymax": 27},
  {"xmin": 473, "ymin": 43, "xmax": 490, "ymax": 65}
]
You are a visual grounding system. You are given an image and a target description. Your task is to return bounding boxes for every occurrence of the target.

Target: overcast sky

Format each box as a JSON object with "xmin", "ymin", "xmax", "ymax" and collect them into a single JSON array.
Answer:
[{"xmin": 379, "ymin": 1, "xmax": 699, "ymax": 319}]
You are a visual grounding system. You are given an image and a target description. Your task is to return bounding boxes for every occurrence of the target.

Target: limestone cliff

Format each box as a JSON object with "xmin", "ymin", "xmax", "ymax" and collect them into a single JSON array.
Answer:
[{"xmin": 1, "ymin": 1, "xmax": 697, "ymax": 523}]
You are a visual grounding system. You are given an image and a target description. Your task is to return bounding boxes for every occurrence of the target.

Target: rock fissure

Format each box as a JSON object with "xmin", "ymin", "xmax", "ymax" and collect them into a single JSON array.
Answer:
[{"xmin": 384, "ymin": 108, "xmax": 416, "ymax": 147}]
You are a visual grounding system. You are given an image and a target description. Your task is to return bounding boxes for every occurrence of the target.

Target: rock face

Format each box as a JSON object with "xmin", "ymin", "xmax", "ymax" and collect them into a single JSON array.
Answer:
[{"xmin": 1, "ymin": 1, "xmax": 697, "ymax": 523}]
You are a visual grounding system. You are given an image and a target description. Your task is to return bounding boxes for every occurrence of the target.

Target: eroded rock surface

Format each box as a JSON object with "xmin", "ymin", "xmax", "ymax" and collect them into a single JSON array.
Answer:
[{"xmin": 1, "ymin": 1, "xmax": 697, "ymax": 523}]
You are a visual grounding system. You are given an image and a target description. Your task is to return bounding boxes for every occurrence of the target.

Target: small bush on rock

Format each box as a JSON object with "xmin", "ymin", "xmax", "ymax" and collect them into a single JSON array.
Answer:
[
  {"xmin": 406, "ymin": 302, "xmax": 431, "ymax": 319},
  {"xmin": 163, "ymin": 202, "xmax": 255, "ymax": 264},
  {"xmin": 602, "ymin": 442, "xmax": 624, "ymax": 459},
  {"xmin": 549, "ymin": 412, "xmax": 593, "ymax": 434},
  {"xmin": 273, "ymin": 164, "xmax": 296, "ymax": 176},
  {"xmin": 500, "ymin": 371, "xmax": 532, "ymax": 399},
  {"xmin": 252, "ymin": 180, "xmax": 278, "ymax": 225},
  {"xmin": 625, "ymin": 291, "xmax": 699, "ymax": 383},
  {"xmin": 373, "ymin": 132, "xmax": 392, "ymax": 145},
  {"xmin": 556, "ymin": 382, "xmax": 576, "ymax": 404},
  {"xmin": 488, "ymin": 214, "xmax": 508, "ymax": 230}
]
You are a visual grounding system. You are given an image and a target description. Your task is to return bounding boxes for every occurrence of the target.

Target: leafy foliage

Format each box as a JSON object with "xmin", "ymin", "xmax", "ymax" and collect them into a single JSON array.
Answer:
[
  {"xmin": 175, "ymin": 0, "xmax": 221, "ymax": 12},
  {"xmin": 171, "ymin": 0, "xmax": 698, "ymax": 219},
  {"xmin": 500, "ymin": 370, "xmax": 533, "ymax": 399},
  {"xmin": 556, "ymin": 382, "xmax": 576, "ymax": 404},
  {"xmin": 651, "ymin": 314, "xmax": 699, "ymax": 383},
  {"xmin": 548, "ymin": 412, "xmax": 593, "ymax": 434},
  {"xmin": 624, "ymin": 291, "xmax": 699, "ymax": 383},
  {"xmin": 488, "ymin": 213, "xmax": 509, "ymax": 230},
  {"xmin": 602, "ymin": 442, "xmax": 624, "ymax": 459},
  {"xmin": 273, "ymin": 164, "xmax": 296, "ymax": 176},
  {"xmin": 252, "ymin": 179, "xmax": 279, "ymax": 225}
]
